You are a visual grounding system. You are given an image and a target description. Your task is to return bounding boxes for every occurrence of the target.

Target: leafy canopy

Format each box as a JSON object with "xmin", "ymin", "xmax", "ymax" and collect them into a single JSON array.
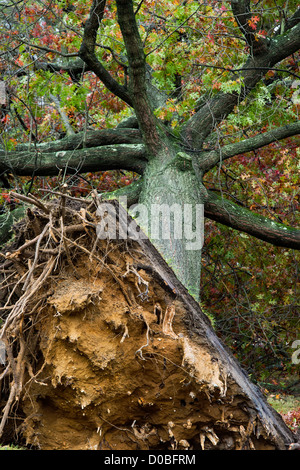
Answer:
[{"xmin": 1, "ymin": 0, "xmax": 299, "ymax": 141}]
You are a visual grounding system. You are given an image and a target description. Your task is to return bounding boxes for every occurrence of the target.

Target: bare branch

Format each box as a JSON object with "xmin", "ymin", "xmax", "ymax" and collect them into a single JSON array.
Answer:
[
  {"xmin": 16, "ymin": 37, "xmax": 79, "ymax": 58},
  {"xmin": 192, "ymin": 63, "xmax": 300, "ymax": 81},
  {"xmin": 280, "ymin": 6, "xmax": 300, "ymax": 33},
  {"xmin": 230, "ymin": 0, "xmax": 268, "ymax": 55},
  {"xmin": 49, "ymin": 94, "xmax": 75, "ymax": 137},
  {"xmin": 145, "ymin": 5, "xmax": 200, "ymax": 57}
]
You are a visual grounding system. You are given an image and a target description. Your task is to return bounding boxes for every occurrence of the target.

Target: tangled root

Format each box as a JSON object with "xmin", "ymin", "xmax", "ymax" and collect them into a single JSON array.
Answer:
[{"xmin": 0, "ymin": 188, "xmax": 133, "ymax": 438}]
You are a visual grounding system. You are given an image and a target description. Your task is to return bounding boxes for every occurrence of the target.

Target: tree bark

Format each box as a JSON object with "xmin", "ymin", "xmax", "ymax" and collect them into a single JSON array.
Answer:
[
  {"xmin": 134, "ymin": 208, "xmax": 295, "ymax": 449},
  {"xmin": 200, "ymin": 122, "xmax": 300, "ymax": 172},
  {"xmin": 1, "ymin": 139, "xmax": 299, "ymax": 256},
  {"xmin": 15, "ymin": 128, "xmax": 142, "ymax": 152},
  {"xmin": 137, "ymin": 155, "xmax": 206, "ymax": 300},
  {"xmin": 79, "ymin": 0, "xmax": 133, "ymax": 106}
]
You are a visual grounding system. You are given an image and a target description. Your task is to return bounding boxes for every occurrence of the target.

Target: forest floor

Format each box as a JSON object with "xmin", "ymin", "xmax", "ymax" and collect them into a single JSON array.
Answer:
[{"xmin": 267, "ymin": 388, "xmax": 300, "ymax": 433}]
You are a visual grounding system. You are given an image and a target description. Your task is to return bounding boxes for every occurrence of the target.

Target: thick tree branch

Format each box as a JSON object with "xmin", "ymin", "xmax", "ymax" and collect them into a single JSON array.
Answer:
[
  {"xmin": 199, "ymin": 121, "xmax": 300, "ymax": 172},
  {"xmin": 183, "ymin": 21, "xmax": 300, "ymax": 149},
  {"xmin": 15, "ymin": 128, "xmax": 142, "ymax": 153},
  {"xmin": 104, "ymin": 176, "xmax": 143, "ymax": 206},
  {"xmin": 116, "ymin": 0, "xmax": 165, "ymax": 155},
  {"xmin": 280, "ymin": 6, "xmax": 300, "ymax": 33},
  {"xmin": 79, "ymin": 0, "xmax": 132, "ymax": 106},
  {"xmin": 205, "ymin": 190, "xmax": 300, "ymax": 250},
  {"xmin": 0, "ymin": 144, "xmax": 147, "ymax": 176},
  {"xmin": 231, "ymin": 0, "xmax": 269, "ymax": 55},
  {"xmin": 193, "ymin": 63, "xmax": 300, "ymax": 81}
]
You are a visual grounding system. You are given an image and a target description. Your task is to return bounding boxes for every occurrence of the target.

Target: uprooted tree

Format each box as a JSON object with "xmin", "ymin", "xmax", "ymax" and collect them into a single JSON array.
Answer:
[{"xmin": 0, "ymin": 0, "xmax": 299, "ymax": 450}]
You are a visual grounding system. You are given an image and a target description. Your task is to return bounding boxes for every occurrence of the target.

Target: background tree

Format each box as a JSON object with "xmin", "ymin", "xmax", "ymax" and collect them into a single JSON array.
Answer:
[{"xmin": 0, "ymin": 0, "xmax": 299, "ymax": 386}]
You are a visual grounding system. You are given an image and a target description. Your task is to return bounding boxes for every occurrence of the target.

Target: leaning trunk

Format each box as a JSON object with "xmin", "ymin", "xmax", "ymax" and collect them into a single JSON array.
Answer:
[{"xmin": 133, "ymin": 153, "xmax": 205, "ymax": 300}]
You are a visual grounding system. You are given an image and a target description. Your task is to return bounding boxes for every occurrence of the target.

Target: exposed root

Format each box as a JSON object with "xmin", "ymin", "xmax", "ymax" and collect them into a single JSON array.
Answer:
[
  {"xmin": 162, "ymin": 304, "xmax": 178, "ymax": 339},
  {"xmin": 0, "ymin": 189, "xmax": 132, "ymax": 438},
  {"xmin": 123, "ymin": 263, "xmax": 149, "ymax": 300},
  {"xmin": 0, "ymin": 190, "xmax": 296, "ymax": 450}
]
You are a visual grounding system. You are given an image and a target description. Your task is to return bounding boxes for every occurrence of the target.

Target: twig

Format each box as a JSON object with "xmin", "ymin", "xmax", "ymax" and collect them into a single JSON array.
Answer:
[
  {"xmin": 3, "ymin": 270, "xmax": 29, "ymax": 308},
  {"xmin": 0, "ymin": 335, "xmax": 18, "ymax": 437},
  {"xmin": 145, "ymin": 5, "xmax": 200, "ymax": 55},
  {"xmin": 0, "ymin": 364, "xmax": 10, "ymax": 381},
  {"xmin": 0, "ymin": 331, "xmax": 27, "ymax": 437},
  {"xmin": 38, "ymin": 188, "xmax": 91, "ymax": 204},
  {"xmin": 76, "ymin": 208, "xmax": 96, "ymax": 229},
  {"xmin": 6, "ymin": 232, "xmax": 46, "ymax": 257},
  {"xmin": 22, "ymin": 222, "xmax": 50, "ymax": 291},
  {"xmin": 0, "ymin": 383, "xmax": 17, "ymax": 437},
  {"xmin": 192, "ymin": 63, "xmax": 300, "ymax": 80},
  {"xmin": 17, "ymin": 36, "xmax": 79, "ymax": 58},
  {"xmin": 49, "ymin": 94, "xmax": 75, "ymax": 137},
  {"xmin": 60, "ymin": 184, "xmax": 67, "ymax": 222},
  {"xmin": 123, "ymin": 263, "xmax": 149, "ymax": 300},
  {"xmin": 10, "ymin": 192, "xmax": 50, "ymax": 214},
  {"xmin": 59, "ymin": 218, "xmax": 80, "ymax": 279}
]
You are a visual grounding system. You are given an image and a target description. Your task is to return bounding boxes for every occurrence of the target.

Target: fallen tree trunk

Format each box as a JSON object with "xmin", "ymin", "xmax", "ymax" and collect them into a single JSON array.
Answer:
[{"xmin": 0, "ymin": 195, "xmax": 296, "ymax": 450}]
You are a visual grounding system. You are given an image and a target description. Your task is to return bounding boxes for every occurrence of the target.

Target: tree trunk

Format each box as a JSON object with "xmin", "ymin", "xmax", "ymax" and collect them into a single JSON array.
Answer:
[{"xmin": 136, "ymin": 153, "xmax": 205, "ymax": 300}]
